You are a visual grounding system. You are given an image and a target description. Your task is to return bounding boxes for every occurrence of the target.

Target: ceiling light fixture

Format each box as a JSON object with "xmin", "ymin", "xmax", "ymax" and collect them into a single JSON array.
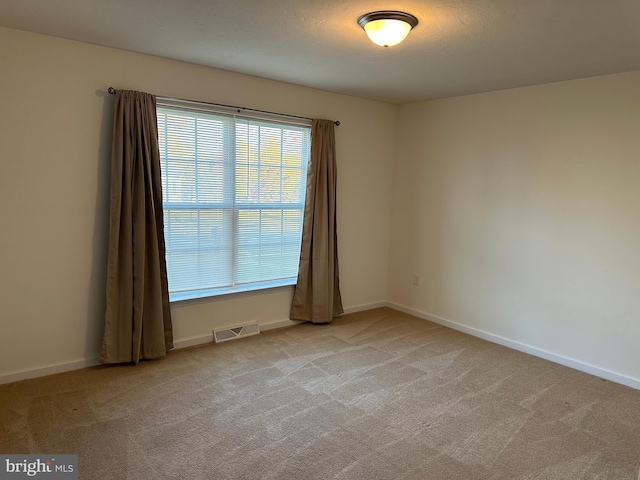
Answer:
[{"xmin": 357, "ymin": 11, "xmax": 418, "ymax": 47}]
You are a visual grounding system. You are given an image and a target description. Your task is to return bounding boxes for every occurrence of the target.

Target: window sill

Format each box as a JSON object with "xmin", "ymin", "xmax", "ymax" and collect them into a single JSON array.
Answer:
[{"xmin": 169, "ymin": 279, "xmax": 297, "ymax": 306}]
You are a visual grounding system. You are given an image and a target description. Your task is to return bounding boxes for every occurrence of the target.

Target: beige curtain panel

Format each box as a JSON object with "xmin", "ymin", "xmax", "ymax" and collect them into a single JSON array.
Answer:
[
  {"xmin": 101, "ymin": 90, "xmax": 173, "ymax": 364},
  {"xmin": 290, "ymin": 119, "xmax": 344, "ymax": 323}
]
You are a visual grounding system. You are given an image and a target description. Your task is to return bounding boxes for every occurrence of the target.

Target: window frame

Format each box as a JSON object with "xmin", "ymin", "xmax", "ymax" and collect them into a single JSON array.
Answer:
[{"xmin": 156, "ymin": 99, "xmax": 310, "ymax": 302}]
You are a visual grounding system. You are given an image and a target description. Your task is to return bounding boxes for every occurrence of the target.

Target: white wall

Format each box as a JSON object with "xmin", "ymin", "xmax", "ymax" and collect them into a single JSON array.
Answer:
[
  {"xmin": 389, "ymin": 71, "xmax": 640, "ymax": 385},
  {"xmin": 0, "ymin": 27, "xmax": 397, "ymax": 381},
  {"xmin": 3, "ymin": 25, "xmax": 639, "ymax": 388}
]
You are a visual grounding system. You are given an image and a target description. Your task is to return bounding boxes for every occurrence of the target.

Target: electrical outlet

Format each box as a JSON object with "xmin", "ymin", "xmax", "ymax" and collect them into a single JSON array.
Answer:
[{"xmin": 413, "ymin": 274, "xmax": 420, "ymax": 286}]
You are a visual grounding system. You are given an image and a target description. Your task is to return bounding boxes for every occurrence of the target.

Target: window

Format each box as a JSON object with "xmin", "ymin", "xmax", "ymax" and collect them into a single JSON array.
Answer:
[{"xmin": 157, "ymin": 101, "xmax": 310, "ymax": 301}]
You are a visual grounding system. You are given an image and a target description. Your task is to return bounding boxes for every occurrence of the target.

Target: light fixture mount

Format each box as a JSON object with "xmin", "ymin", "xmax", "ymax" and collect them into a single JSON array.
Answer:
[{"xmin": 357, "ymin": 11, "xmax": 419, "ymax": 47}]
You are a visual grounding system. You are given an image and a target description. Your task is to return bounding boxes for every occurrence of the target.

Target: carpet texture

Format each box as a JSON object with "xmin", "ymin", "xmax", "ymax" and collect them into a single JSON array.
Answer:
[{"xmin": 1, "ymin": 307, "xmax": 639, "ymax": 479}]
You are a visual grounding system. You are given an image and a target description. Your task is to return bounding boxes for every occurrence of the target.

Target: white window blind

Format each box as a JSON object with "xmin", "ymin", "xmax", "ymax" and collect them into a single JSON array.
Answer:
[{"xmin": 156, "ymin": 101, "xmax": 310, "ymax": 301}]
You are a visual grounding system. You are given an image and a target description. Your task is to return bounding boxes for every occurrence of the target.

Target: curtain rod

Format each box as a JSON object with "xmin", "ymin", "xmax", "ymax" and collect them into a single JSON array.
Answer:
[{"xmin": 107, "ymin": 87, "xmax": 340, "ymax": 126}]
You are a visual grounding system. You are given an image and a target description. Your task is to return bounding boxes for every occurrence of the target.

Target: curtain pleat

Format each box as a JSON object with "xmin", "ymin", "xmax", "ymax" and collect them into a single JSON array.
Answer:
[
  {"xmin": 101, "ymin": 90, "xmax": 173, "ymax": 364},
  {"xmin": 290, "ymin": 119, "xmax": 344, "ymax": 323}
]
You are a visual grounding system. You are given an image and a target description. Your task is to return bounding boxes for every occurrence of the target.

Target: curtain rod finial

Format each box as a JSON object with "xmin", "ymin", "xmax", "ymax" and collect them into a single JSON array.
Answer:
[
  {"xmin": 108, "ymin": 87, "xmax": 116, "ymax": 95},
  {"xmin": 334, "ymin": 121, "xmax": 340, "ymax": 126}
]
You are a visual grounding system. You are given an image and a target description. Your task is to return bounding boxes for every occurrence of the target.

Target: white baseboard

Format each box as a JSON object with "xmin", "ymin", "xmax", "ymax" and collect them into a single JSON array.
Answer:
[
  {"xmin": 387, "ymin": 302, "xmax": 640, "ymax": 391},
  {"xmin": 0, "ymin": 358, "xmax": 101, "ymax": 386},
  {"xmin": 257, "ymin": 301, "xmax": 388, "ymax": 331},
  {"xmin": 172, "ymin": 334, "xmax": 213, "ymax": 349},
  {"xmin": 343, "ymin": 301, "xmax": 387, "ymax": 314},
  {"xmin": 260, "ymin": 319, "xmax": 304, "ymax": 331}
]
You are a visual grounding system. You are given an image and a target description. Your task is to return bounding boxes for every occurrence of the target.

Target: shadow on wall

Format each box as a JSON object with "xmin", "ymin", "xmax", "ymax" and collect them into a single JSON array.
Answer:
[{"xmin": 84, "ymin": 90, "xmax": 114, "ymax": 361}]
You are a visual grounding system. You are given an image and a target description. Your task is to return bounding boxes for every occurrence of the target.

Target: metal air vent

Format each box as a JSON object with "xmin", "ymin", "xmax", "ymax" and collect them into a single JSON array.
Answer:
[{"xmin": 213, "ymin": 323, "xmax": 260, "ymax": 343}]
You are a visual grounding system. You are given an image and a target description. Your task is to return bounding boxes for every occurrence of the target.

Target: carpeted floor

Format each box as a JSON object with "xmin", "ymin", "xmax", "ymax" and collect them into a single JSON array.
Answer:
[{"xmin": 1, "ymin": 307, "xmax": 639, "ymax": 479}]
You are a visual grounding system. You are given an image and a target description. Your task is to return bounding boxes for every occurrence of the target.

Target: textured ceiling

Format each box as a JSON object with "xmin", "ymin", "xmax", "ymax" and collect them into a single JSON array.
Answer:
[{"xmin": 1, "ymin": 0, "xmax": 639, "ymax": 103}]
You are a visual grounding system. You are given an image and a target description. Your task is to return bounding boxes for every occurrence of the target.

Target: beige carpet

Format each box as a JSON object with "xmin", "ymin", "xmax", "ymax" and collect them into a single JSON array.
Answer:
[{"xmin": 1, "ymin": 307, "xmax": 639, "ymax": 479}]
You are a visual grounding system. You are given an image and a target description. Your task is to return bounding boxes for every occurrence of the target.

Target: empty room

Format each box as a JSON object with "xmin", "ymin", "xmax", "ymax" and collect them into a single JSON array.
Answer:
[{"xmin": 1, "ymin": 1, "xmax": 639, "ymax": 479}]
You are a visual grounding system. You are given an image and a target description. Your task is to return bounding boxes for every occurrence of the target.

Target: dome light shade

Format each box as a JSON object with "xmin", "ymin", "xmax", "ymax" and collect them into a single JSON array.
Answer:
[{"xmin": 357, "ymin": 11, "xmax": 418, "ymax": 47}]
